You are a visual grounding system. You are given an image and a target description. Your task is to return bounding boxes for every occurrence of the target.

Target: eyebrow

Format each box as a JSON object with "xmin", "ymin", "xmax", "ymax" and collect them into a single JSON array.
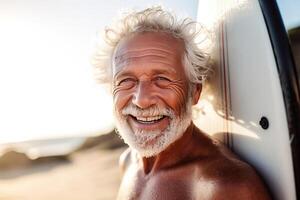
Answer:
[{"xmin": 113, "ymin": 71, "xmax": 133, "ymax": 80}]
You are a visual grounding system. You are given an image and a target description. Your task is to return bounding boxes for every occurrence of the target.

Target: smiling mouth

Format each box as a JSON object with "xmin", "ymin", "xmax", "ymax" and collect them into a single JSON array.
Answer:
[{"xmin": 130, "ymin": 115, "xmax": 166, "ymax": 124}]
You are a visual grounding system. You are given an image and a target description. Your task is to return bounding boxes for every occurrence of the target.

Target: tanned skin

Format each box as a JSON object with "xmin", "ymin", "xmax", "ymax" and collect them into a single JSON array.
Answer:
[
  {"xmin": 113, "ymin": 32, "xmax": 271, "ymax": 200},
  {"xmin": 118, "ymin": 126, "xmax": 271, "ymax": 200}
]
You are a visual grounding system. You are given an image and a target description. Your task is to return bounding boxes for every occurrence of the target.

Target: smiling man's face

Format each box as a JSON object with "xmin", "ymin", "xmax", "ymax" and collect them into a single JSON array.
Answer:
[{"xmin": 112, "ymin": 32, "xmax": 194, "ymax": 157}]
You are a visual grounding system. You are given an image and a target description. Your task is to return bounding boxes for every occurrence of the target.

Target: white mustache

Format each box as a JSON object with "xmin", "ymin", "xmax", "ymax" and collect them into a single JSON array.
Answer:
[{"xmin": 121, "ymin": 104, "xmax": 174, "ymax": 118}]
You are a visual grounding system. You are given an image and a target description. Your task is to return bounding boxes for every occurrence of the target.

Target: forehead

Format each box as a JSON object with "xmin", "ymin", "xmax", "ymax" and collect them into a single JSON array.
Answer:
[
  {"xmin": 113, "ymin": 32, "xmax": 186, "ymax": 75},
  {"xmin": 115, "ymin": 32, "xmax": 185, "ymax": 54}
]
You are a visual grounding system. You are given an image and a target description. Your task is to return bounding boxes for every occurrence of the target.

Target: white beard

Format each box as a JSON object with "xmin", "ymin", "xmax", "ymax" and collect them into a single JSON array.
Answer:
[{"xmin": 114, "ymin": 97, "xmax": 193, "ymax": 158}]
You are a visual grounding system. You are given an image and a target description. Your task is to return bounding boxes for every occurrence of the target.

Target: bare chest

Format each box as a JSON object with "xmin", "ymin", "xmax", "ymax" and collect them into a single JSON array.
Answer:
[{"xmin": 116, "ymin": 166, "xmax": 196, "ymax": 200}]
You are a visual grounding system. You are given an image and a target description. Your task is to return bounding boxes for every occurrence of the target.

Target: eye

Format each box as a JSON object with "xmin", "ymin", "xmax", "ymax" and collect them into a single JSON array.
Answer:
[
  {"xmin": 154, "ymin": 76, "xmax": 172, "ymax": 87},
  {"xmin": 117, "ymin": 78, "xmax": 136, "ymax": 87},
  {"xmin": 156, "ymin": 76, "xmax": 170, "ymax": 81}
]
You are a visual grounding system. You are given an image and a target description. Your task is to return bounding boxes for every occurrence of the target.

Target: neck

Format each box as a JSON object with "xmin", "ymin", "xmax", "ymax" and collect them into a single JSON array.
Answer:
[{"xmin": 139, "ymin": 123, "xmax": 212, "ymax": 174}]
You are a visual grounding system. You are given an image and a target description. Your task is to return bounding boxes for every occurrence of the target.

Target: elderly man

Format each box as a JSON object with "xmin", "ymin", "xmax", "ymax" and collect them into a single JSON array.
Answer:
[{"xmin": 95, "ymin": 6, "xmax": 271, "ymax": 200}]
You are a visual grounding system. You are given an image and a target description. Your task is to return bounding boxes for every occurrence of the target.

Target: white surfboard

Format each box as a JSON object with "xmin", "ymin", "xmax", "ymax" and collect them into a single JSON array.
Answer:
[{"xmin": 194, "ymin": 0, "xmax": 299, "ymax": 199}]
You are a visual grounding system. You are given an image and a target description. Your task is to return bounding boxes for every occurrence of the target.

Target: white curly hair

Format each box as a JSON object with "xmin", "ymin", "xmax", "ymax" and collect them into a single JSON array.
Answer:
[{"xmin": 93, "ymin": 6, "xmax": 212, "ymax": 86}]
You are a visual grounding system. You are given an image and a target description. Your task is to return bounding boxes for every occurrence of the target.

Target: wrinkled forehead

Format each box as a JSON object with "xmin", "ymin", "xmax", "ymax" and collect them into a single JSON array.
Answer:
[
  {"xmin": 112, "ymin": 32, "xmax": 185, "ymax": 69},
  {"xmin": 115, "ymin": 32, "xmax": 185, "ymax": 54}
]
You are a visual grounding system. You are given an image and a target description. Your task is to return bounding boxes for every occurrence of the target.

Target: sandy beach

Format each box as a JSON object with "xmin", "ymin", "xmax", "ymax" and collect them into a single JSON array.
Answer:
[{"xmin": 0, "ymin": 145, "xmax": 126, "ymax": 200}]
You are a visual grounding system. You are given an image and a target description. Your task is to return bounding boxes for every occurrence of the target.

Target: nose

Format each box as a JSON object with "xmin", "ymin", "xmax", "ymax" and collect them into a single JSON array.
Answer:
[{"xmin": 132, "ymin": 81, "xmax": 156, "ymax": 109}]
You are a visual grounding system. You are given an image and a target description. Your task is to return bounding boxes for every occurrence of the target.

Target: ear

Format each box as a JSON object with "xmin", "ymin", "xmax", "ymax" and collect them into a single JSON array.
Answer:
[{"xmin": 192, "ymin": 84, "xmax": 202, "ymax": 105}]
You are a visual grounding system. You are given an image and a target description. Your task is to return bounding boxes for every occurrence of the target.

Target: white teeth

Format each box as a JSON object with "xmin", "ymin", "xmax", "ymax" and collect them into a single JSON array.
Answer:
[{"xmin": 136, "ymin": 115, "xmax": 164, "ymax": 122}]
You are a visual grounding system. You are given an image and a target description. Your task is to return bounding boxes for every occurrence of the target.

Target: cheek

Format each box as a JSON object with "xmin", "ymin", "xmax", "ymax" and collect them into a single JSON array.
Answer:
[
  {"xmin": 161, "ymin": 83, "xmax": 189, "ymax": 114},
  {"xmin": 112, "ymin": 88, "xmax": 132, "ymax": 111}
]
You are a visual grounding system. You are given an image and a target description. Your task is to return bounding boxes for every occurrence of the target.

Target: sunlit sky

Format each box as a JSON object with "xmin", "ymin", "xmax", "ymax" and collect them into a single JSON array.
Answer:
[
  {"xmin": 0, "ymin": 0, "xmax": 298, "ymax": 144},
  {"xmin": 0, "ymin": 0, "xmax": 197, "ymax": 143}
]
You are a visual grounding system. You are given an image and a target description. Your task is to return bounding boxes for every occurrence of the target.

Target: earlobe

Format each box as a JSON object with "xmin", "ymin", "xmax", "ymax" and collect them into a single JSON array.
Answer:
[{"xmin": 192, "ymin": 84, "xmax": 202, "ymax": 105}]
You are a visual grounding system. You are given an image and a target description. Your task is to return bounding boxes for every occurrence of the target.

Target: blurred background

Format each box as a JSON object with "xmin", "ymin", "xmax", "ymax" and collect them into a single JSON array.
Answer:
[{"xmin": 0, "ymin": 0, "xmax": 197, "ymax": 199}]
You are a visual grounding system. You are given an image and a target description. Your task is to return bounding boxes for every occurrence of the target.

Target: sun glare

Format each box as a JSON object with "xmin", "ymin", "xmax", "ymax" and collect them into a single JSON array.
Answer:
[
  {"xmin": 197, "ymin": 0, "xmax": 248, "ymax": 28},
  {"xmin": 0, "ymin": 6, "xmax": 114, "ymax": 144}
]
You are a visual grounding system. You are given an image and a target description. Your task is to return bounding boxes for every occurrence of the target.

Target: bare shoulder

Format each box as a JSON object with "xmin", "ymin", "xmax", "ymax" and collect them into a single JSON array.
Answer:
[
  {"xmin": 119, "ymin": 147, "xmax": 132, "ymax": 175},
  {"xmin": 195, "ymin": 141, "xmax": 272, "ymax": 200},
  {"xmin": 119, "ymin": 147, "xmax": 140, "ymax": 175},
  {"xmin": 210, "ymin": 159, "xmax": 271, "ymax": 200}
]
